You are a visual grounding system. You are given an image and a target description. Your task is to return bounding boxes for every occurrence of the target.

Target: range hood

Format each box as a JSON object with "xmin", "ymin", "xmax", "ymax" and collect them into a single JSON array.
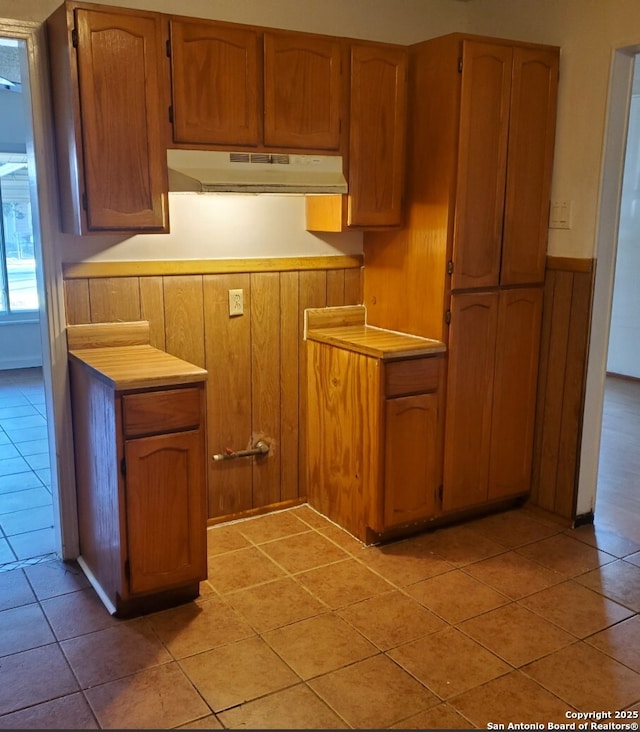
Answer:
[{"xmin": 167, "ymin": 149, "xmax": 348, "ymax": 194}]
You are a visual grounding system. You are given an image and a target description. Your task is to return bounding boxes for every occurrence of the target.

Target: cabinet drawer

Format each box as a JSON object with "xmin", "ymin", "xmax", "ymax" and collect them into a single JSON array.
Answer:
[
  {"xmin": 122, "ymin": 387, "xmax": 201, "ymax": 438},
  {"xmin": 385, "ymin": 356, "xmax": 441, "ymax": 397}
]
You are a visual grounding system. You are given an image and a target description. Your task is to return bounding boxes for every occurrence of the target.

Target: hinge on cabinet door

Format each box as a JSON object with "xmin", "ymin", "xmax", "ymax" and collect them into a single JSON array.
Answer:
[
  {"xmin": 445, "ymin": 310, "xmax": 451, "ymax": 325},
  {"xmin": 71, "ymin": 28, "xmax": 79, "ymax": 48},
  {"xmin": 458, "ymin": 57, "xmax": 463, "ymax": 73},
  {"xmin": 120, "ymin": 457, "xmax": 126, "ymax": 476},
  {"xmin": 168, "ymin": 105, "xmax": 173, "ymax": 124},
  {"xmin": 447, "ymin": 260, "xmax": 454, "ymax": 275},
  {"xmin": 165, "ymin": 39, "xmax": 171, "ymax": 58}
]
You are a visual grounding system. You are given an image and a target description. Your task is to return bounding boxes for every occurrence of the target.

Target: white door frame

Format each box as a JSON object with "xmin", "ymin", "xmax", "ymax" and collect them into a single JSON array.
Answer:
[
  {"xmin": 578, "ymin": 46, "xmax": 638, "ymax": 517},
  {"xmin": 1, "ymin": 18, "xmax": 79, "ymax": 559}
]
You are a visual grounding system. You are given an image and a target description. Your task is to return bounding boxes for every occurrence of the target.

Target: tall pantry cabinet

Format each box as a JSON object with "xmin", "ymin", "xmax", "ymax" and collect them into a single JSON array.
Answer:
[{"xmin": 363, "ymin": 34, "xmax": 559, "ymax": 513}]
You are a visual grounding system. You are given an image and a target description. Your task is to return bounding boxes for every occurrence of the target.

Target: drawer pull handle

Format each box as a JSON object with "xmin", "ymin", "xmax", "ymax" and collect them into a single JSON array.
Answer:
[{"xmin": 213, "ymin": 441, "xmax": 270, "ymax": 461}]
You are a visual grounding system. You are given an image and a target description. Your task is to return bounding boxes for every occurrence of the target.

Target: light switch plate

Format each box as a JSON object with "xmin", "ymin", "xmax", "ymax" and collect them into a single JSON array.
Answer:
[{"xmin": 549, "ymin": 200, "xmax": 573, "ymax": 229}]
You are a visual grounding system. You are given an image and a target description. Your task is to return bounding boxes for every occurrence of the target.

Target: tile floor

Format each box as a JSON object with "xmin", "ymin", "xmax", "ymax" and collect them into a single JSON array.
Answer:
[
  {"xmin": 0, "ymin": 370, "xmax": 639, "ymax": 729},
  {"xmin": 0, "ymin": 367, "xmax": 56, "ymax": 569}
]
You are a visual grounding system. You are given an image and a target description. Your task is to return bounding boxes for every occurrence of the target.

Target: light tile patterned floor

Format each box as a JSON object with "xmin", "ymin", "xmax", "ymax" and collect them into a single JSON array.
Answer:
[
  {"xmin": 0, "ymin": 368, "xmax": 55, "ymax": 570},
  {"xmin": 0, "ymin": 370, "xmax": 638, "ymax": 729}
]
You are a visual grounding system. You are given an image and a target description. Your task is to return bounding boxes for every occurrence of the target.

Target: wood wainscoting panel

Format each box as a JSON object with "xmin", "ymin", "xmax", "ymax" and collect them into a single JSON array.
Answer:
[
  {"xmin": 63, "ymin": 257, "xmax": 363, "ymax": 522},
  {"xmin": 530, "ymin": 257, "xmax": 595, "ymax": 520}
]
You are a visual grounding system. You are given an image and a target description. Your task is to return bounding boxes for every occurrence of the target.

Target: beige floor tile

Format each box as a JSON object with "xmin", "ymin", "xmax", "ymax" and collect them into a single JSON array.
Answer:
[
  {"xmin": 358, "ymin": 536, "xmax": 456, "ymax": 586},
  {"xmin": 60, "ymin": 617, "xmax": 173, "ymax": 688},
  {"xmin": 40, "ymin": 587, "xmax": 120, "ymax": 641},
  {"xmin": 217, "ymin": 683, "xmax": 346, "ymax": 730},
  {"xmin": 388, "ymin": 627, "xmax": 510, "ymax": 699},
  {"xmin": 516, "ymin": 533, "xmax": 616, "ymax": 577},
  {"xmin": 206, "ymin": 546, "xmax": 285, "ymax": 593},
  {"xmin": 297, "ymin": 557, "xmax": 394, "ymax": 608},
  {"xmin": 22, "ymin": 560, "xmax": 91, "ymax": 601},
  {"xmin": 0, "ymin": 568, "xmax": 36, "ymax": 611},
  {"xmin": 569, "ymin": 524, "xmax": 640, "ymax": 558},
  {"xmin": 0, "ymin": 692, "xmax": 98, "ymax": 730},
  {"xmin": 0, "ymin": 644, "xmax": 79, "ymax": 716},
  {"xmin": 291, "ymin": 504, "xmax": 336, "ymax": 530},
  {"xmin": 0, "ymin": 602, "xmax": 55, "ymax": 656},
  {"xmin": 468, "ymin": 508, "xmax": 563, "ymax": 549},
  {"xmin": 337, "ymin": 590, "xmax": 446, "ymax": 649},
  {"xmin": 224, "ymin": 576, "xmax": 326, "ymax": 632},
  {"xmin": 206, "ymin": 523, "xmax": 251, "ymax": 556},
  {"xmin": 392, "ymin": 702, "xmax": 475, "ymax": 729},
  {"xmin": 414, "ymin": 524, "xmax": 506, "ymax": 566},
  {"xmin": 586, "ymin": 615, "xmax": 640, "ymax": 673},
  {"xmin": 177, "ymin": 714, "xmax": 223, "ymax": 729},
  {"xmin": 317, "ymin": 522, "xmax": 367, "ymax": 554},
  {"xmin": 85, "ymin": 662, "xmax": 210, "ymax": 729},
  {"xmin": 626, "ymin": 552, "xmax": 640, "ymax": 568},
  {"xmin": 463, "ymin": 550, "xmax": 565, "ymax": 599},
  {"xmin": 233, "ymin": 510, "xmax": 310, "ymax": 544},
  {"xmin": 309, "ymin": 654, "xmax": 439, "ymax": 728},
  {"xmin": 451, "ymin": 670, "xmax": 572, "ymax": 727},
  {"xmin": 406, "ymin": 569, "xmax": 510, "ymax": 623},
  {"xmin": 263, "ymin": 612, "xmax": 376, "ymax": 680},
  {"xmin": 258, "ymin": 530, "xmax": 349, "ymax": 573},
  {"xmin": 523, "ymin": 642, "xmax": 640, "ymax": 711},
  {"xmin": 146, "ymin": 595, "xmax": 255, "ymax": 659},
  {"xmin": 575, "ymin": 559, "xmax": 640, "ymax": 611},
  {"xmin": 459, "ymin": 603, "xmax": 574, "ymax": 667},
  {"xmin": 179, "ymin": 636, "xmax": 299, "ymax": 712},
  {"xmin": 519, "ymin": 580, "xmax": 634, "ymax": 638}
]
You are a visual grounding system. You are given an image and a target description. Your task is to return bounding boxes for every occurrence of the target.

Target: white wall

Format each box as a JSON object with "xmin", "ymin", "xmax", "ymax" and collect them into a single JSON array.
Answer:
[
  {"xmin": 0, "ymin": 321, "xmax": 42, "ymax": 369},
  {"xmin": 607, "ymin": 92, "xmax": 640, "ymax": 379}
]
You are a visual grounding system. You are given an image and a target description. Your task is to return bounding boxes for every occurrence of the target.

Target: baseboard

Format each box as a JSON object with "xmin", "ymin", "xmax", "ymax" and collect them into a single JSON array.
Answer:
[
  {"xmin": 0, "ymin": 357, "xmax": 43, "ymax": 371},
  {"xmin": 573, "ymin": 511, "xmax": 595, "ymax": 528},
  {"xmin": 606, "ymin": 371, "xmax": 640, "ymax": 383}
]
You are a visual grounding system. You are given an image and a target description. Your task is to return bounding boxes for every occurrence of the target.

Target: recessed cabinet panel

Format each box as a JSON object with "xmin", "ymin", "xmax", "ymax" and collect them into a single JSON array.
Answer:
[
  {"xmin": 348, "ymin": 44, "xmax": 407, "ymax": 227},
  {"xmin": 452, "ymin": 42, "xmax": 512, "ymax": 290},
  {"xmin": 263, "ymin": 31, "xmax": 342, "ymax": 150},
  {"xmin": 125, "ymin": 430, "xmax": 206, "ymax": 596},
  {"xmin": 501, "ymin": 48, "xmax": 559, "ymax": 286},
  {"xmin": 169, "ymin": 19, "xmax": 260, "ymax": 146},
  {"xmin": 74, "ymin": 8, "xmax": 168, "ymax": 231}
]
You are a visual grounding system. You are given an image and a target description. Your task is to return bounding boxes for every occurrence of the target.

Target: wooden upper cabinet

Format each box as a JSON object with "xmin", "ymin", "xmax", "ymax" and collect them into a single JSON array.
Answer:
[
  {"xmin": 452, "ymin": 39, "xmax": 558, "ymax": 290},
  {"xmin": 501, "ymin": 47, "xmax": 559, "ymax": 285},
  {"xmin": 348, "ymin": 43, "xmax": 408, "ymax": 227},
  {"xmin": 169, "ymin": 19, "xmax": 260, "ymax": 146},
  {"xmin": 49, "ymin": 5, "xmax": 169, "ymax": 233},
  {"xmin": 263, "ymin": 31, "xmax": 342, "ymax": 150}
]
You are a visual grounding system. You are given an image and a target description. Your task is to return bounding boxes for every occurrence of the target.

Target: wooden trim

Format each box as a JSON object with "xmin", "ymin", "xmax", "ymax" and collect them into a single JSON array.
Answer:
[
  {"xmin": 606, "ymin": 371, "xmax": 640, "ymax": 383},
  {"xmin": 62, "ymin": 255, "xmax": 364, "ymax": 280},
  {"xmin": 205, "ymin": 498, "xmax": 305, "ymax": 526},
  {"xmin": 546, "ymin": 256, "xmax": 594, "ymax": 273},
  {"xmin": 66, "ymin": 321, "xmax": 150, "ymax": 350}
]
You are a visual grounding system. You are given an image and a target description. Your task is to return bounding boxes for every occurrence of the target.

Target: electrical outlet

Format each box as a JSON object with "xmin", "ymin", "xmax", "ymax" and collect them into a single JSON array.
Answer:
[
  {"xmin": 228, "ymin": 288, "xmax": 244, "ymax": 317},
  {"xmin": 549, "ymin": 200, "xmax": 573, "ymax": 229}
]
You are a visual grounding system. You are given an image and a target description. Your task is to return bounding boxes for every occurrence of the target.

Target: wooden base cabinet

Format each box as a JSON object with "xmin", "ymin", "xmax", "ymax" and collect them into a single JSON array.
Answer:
[
  {"xmin": 442, "ymin": 287, "xmax": 543, "ymax": 512},
  {"xmin": 70, "ymin": 362, "xmax": 207, "ymax": 616},
  {"xmin": 306, "ymin": 340, "xmax": 443, "ymax": 543}
]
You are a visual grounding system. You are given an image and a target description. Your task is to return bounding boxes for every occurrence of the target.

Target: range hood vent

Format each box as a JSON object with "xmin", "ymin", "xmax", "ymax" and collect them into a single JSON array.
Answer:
[{"xmin": 167, "ymin": 149, "xmax": 348, "ymax": 194}]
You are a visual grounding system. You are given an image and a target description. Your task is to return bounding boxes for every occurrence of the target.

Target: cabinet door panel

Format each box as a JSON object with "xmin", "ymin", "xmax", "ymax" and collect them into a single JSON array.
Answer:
[
  {"xmin": 443, "ymin": 291, "xmax": 499, "ymax": 512},
  {"xmin": 75, "ymin": 9, "xmax": 167, "ymax": 231},
  {"xmin": 501, "ymin": 48, "xmax": 559, "ymax": 285},
  {"xmin": 170, "ymin": 20, "xmax": 260, "ymax": 146},
  {"xmin": 489, "ymin": 288, "xmax": 543, "ymax": 498},
  {"xmin": 452, "ymin": 42, "xmax": 512, "ymax": 290},
  {"xmin": 263, "ymin": 32, "xmax": 342, "ymax": 149},
  {"xmin": 384, "ymin": 393, "xmax": 439, "ymax": 527},
  {"xmin": 125, "ymin": 430, "xmax": 206, "ymax": 595},
  {"xmin": 348, "ymin": 44, "xmax": 407, "ymax": 227}
]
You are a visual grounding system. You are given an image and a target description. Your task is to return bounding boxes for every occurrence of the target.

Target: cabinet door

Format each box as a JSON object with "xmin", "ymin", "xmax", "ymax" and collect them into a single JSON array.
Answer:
[
  {"xmin": 348, "ymin": 43, "xmax": 407, "ymax": 227},
  {"xmin": 169, "ymin": 19, "xmax": 260, "ymax": 146},
  {"xmin": 384, "ymin": 393, "xmax": 439, "ymax": 527},
  {"xmin": 452, "ymin": 42, "xmax": 512, "ymax": 290},
  {"xmin": 125, "ymin": 430, "xmax": 206, "ymax": 596},
  {"xmin": 75, "ymin": 8, "xmax": 168, "ymax": 231},
  {"xmin": 443, "ymin": 291, "xmax": 499, "ymax": 512},
  {"xmin": 501, "ymin": 48, "xmax": 559, "ymax": 285},
  {"xmin": 489, "ymin": 287, "xmax": 543, "ymax": 499},
  {"xmin": 263, "ymin": 31, "xmax": 342, "ymax": 150}
]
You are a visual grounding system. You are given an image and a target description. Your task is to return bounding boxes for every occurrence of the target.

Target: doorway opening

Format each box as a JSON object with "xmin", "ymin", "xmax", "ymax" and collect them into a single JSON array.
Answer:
[{"xmin": 0, "ymin": 35, "xmax": 56, "ymax": 568}]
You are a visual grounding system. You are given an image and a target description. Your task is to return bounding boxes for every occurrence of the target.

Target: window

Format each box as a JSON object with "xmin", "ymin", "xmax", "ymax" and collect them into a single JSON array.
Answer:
[
  {"xmin": 0, "ymin": 38, "xmax": 38, "ymax": 317},
  {"xmin": 0, "ymin": 152, "xmax": 37, "ymax": 314}
]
